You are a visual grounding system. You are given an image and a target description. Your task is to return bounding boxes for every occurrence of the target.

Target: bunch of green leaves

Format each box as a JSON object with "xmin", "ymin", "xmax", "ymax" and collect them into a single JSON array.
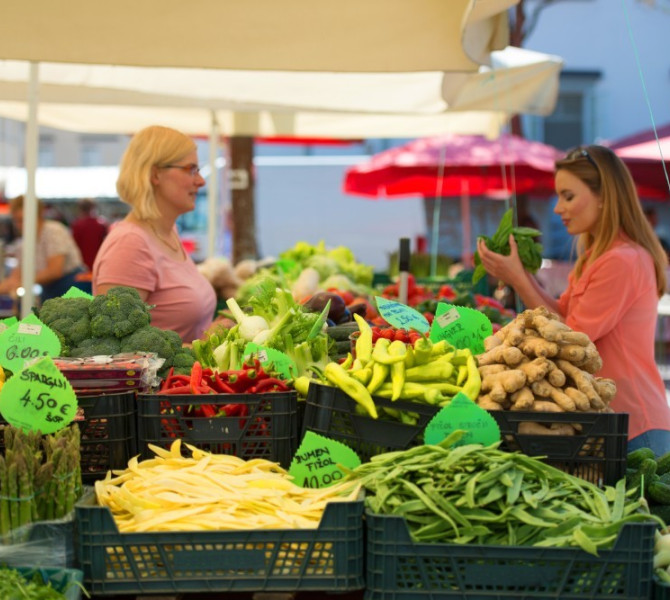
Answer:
[{"xmin": 472, "ymin": 208, "xmax": 543, "ymax": 284}]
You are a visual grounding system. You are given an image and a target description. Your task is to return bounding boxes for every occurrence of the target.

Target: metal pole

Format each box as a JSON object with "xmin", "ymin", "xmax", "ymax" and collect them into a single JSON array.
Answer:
[
  {"xmin": 207, "ymin": 111, "xmax": 219, "ymax": 259},
  {"xmin": 21, "ymin": 62, "xmax": 39, "ymax": 318}
]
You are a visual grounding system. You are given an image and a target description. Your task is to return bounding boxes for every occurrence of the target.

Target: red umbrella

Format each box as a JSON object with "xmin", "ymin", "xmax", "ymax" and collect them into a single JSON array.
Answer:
[
  {"xmin": 608, "ymin": 123, "xmax": 670, "ymax": 200},
  {"xmin": 343, "ymin": 133, "xmax": 562, "ymax": 199}
]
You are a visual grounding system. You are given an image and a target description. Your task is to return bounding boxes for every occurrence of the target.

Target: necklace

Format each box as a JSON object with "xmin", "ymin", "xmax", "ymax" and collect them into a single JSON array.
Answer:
[{"xmin": 149, "ymin": 222, "xmax": 181, "ymax": 253}]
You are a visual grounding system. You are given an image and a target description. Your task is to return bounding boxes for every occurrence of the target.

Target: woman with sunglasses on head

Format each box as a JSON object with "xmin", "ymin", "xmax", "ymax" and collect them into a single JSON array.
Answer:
[
  {"xmin": 477, "ymin": 145, "xmax": 670, "ymax": 456},
  {"xmin": 92, "ymin": 125, "xmax": 216, "ymax": 343}
]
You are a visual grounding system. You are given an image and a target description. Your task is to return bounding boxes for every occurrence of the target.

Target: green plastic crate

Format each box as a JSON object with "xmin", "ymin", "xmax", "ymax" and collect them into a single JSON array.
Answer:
[
  {"xmin": 655, "ymin": 576, "xmax": 670, "ymax": 600},
  {"xmin": 76, "ymin": 491, "xmax": 364, "ymax": 596},
  {"xmin": 365, "ymin": 511, "xmax": 656, "ymax": 600},
  {"xmin": 137, "ymin": 390, "xmax": 299, "ymax": 468}
]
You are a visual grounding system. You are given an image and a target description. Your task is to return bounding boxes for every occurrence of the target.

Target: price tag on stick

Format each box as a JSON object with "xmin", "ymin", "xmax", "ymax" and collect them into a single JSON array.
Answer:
[
  {"xmin": 289, "ymin": 431, "xmax": 361, "ymax": 488},
  {"xmin": 0, "ymin": 356, "xmax": 78, "ymax": 434},
  {"xmin": 375, "ymin": 296, "xmax": 430, "ymax": 333},
  {"xmin": 0, "ymin": 313, "xmax": 62, "ymax": 373}
]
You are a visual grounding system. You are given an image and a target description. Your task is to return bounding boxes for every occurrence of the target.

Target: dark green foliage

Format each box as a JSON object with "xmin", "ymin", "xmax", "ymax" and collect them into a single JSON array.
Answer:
[
  {"xmin": 89, "ymin": 286, "xmax": 151, "ymax": 338},
  {"xmin": 472, "ymin": 208, "xmax": 543, "ymax": 284}
]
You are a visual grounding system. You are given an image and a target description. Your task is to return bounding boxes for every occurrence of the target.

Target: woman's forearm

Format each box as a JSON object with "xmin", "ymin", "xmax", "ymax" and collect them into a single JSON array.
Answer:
[{"xmin": 513, "ymin": 271, "xmax": 562, "ymax": 316}]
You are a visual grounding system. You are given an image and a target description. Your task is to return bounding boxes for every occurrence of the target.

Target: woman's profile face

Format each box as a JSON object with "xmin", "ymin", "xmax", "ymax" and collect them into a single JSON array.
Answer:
[
  {"xmin": 152, "ymin": 150, "xmax": 205, "ymax": 216},
  {"xmin": 554, "ymin": 169, "xmax": 602, "ymax": 237}
]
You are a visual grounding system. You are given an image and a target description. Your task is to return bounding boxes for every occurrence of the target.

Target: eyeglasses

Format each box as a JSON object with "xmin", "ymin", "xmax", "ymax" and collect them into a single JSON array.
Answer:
[
  {"xmin": 567, "ymin": 147, "xmax": 598, "ymax": 170},
  {"xmin": 160, "ymin": 163, "xmax": 201, "ymax": 176}
]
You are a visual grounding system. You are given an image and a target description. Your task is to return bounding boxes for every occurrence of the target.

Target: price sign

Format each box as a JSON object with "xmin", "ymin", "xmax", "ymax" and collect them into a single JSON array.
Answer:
[
  {"xmin": 0, "ymin": 313, "xmax": 62, "ymax": 373},
  {"xmin": 62, "ymin": 286, "xmax": 93, "ymax": 300},
  {"xmin": 429, "ymin": 302, "xmax": 492, "ymax": 355},
  {"xmin": 424, "ymin": 392, "xmax": 501, "ymax": 447},
  {"xmin": 0, "ymin": 356, "xmax": 77, "ymax": 433},
  {"xmin": 0, "ymin": 316, "xmax": 18, "ymax": 334},
  {"xmin": 375, "ymin": 296, "xmax": 430, "ymax": 333},
  {"xmin": 289, "ymin": 431, "xmax": 361, "ymax": 488},
  {"xmin": 243, "ymin": 343, "xmax": 296, "ymax": 380}
]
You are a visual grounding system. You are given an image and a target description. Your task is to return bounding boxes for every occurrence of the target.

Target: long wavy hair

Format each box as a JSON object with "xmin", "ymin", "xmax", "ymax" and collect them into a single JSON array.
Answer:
[
  {"xmin": 116, "ymin": 125, "xmax": 196, "ymax": 220},
  {"xmin": 555, "ymin": 145, "xmax": 667, "ymax": 297}
]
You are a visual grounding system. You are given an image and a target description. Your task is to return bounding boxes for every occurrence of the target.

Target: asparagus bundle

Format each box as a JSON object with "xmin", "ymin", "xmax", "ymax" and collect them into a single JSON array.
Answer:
[{"xmin": 0, "ymin": 424, "xmax": 82, "ymax": 542}]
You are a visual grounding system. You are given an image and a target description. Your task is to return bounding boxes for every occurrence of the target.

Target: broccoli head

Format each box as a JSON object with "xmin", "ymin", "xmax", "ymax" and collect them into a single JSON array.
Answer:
[
  {"xmin": 172, "ymin": 348, "xmax": 195, "ymax": 374},
  {"xmin": 70, "ymin": 336, "xmax": 121, "ymax": 358},
  {"xmin": 119, "ymin": 325, "xmax": 176, "ymax": 368},
  {"xmin": 89, "ymin": 286, "xmax": 151, "ymax": 338},
  {"xmin": 37, "ymin": 296, "xmax": 92, "ymax": 350}
]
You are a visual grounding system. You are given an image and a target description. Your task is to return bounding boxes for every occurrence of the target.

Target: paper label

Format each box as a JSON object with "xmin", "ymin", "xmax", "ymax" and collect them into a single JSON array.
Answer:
[
  {"xmin": 424, "ymin": 392, "xmax": 501, "ymax": 447},
  {"xmin": 289, "ymin": 431, "xmax": 361, "ymax": 488},
  {"xmin": 375, "ymin": 296, "xmax": 430, "ymax": 333},
  {"xmin": 62, "ymin": 286, "xmax": 94, "ymax": 300},
  {"xmin": 243, "ymin": 342, "xmax": 296, "ymax": 379},
  {"xmin": 429, "ymin": 302, "xmax": 492, "ymax": 355},
  {"xmin": 0, "ymin": 314, "xmax": 62, "ymax": 372},
  {"xmin": 0, "ymin": 356, "xmax": 78, "ymax": 434}
]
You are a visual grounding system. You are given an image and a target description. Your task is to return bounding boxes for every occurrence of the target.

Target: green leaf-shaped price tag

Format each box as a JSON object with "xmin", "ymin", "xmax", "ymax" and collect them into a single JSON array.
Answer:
[
  {"xmin": 0, "ymin": 316, "xmax": 18, "ymax": 334},
  {"xmin": 62, "ymin": 285, "xmax": 93, "ymax": 300},
  {"xmin": 429, "ymin": 302, "xmax": 492, "ymax": 355},
  {"xmin": 0, "ymin": 356, "xmax": 78, "ymax": 434},
  {"xmin": 243, "ymin": 342, "xmax": 296, "ymax": 380},
  {"xmin": 0, "ymin": 313, "xmax": 62, "ymax": 373},
  {"xmin": 424, "ymin": 392, "xmax": 501, "ymax": 447},
  {"xmin": 375, "ymin": 296, "xmax": 430, "ymax": 333},
  {"xmin": 289, "ymin": 431, "xmax": 361, "ymax": 488}
]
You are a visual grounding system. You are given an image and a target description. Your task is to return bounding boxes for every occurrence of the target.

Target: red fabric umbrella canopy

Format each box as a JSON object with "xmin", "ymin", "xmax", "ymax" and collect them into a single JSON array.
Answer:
[
  {"xmin": 608, "ymin": 123, "xmax": 670, "ymax": 200},
  {"xmin": 343, "ymin": 133, "xmax": 562, "ymax": 199}
]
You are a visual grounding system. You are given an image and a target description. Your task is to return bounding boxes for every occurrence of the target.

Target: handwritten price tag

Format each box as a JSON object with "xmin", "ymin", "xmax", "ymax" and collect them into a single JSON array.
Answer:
[
  {"xmin": 0, "ymin": 356, "xmax": 77, "ymax": 433},
  {"xmin": 62, "ymin": 286, "xmax": 93, "ymax": 300},
  {"xmin": 289, "ymin": 431, "xmax": 361, "ymax": 488},
  {"xmin": 429, "ymin": 302, "xmax": 492, "ymax": 355},
  {"xmin": 0, "ymin": 313, "xmax": 62, "ymax": 373},
  {"xmin": 243, "ymin": 343, "xmax": 296, "ymax": 380},
  {"xmin": 375, "ymin": 297, "xmax": 430, "ymax": 333}
]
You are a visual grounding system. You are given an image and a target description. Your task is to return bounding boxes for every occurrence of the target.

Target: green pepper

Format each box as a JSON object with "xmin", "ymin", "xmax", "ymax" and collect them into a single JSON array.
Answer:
[
  {"xmin": 405, "ymin": 361, "xmax": 455, "ymax": 383},
  {"xmin": 461, "ymin": 355, "xmax": 482, "ymax": 401},
  {"xmin": 353, "ymin": 314, "xmax": 373, "ymax": 364},
  {"xmin": 351, "ymin": 366, "xmax": 372, "ymax": 386},
  {"xmin": 372, "ymin": 338, "xmax": 406, "ymax": 365},
  {"xmin": 388, "ymin": 340, "xmax": 407, "ymax": 401},
  {"xmin": 366, "ymin": 362, "xmax": 390, "ymax": 394},
  {"xmin": 325, "ymin": 361, "xmax": 378, "ymax": 418},
  {"xmin": 413, "ymin": 337, "xmax": 433, "ymax": 365}
]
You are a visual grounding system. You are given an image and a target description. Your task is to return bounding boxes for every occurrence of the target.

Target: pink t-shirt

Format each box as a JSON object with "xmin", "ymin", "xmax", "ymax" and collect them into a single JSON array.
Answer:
[
  {"xmin": 558, "ymin": 235, "xmax": 670, "ymax": 439},
  {"xmin": 92, "ymin": 221, "xmax": 217, "ymax": 343}
]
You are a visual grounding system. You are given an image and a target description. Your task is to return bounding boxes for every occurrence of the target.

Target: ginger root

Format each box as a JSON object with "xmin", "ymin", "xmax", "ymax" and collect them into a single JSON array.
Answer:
[
  {"xmin": 477, "ymin": 345, "xmax": 524, "ymax": 367},
  {"xmin": 481, "ymin": 369, "xmax": 526, "ymax": 403}
]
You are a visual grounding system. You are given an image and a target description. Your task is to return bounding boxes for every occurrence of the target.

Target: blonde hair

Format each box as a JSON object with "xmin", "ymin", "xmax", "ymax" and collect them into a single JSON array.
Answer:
[
  {"xmin": 9, "ymin": 194, "xmax": 44, "ymax": 216},
  {"xmin": 556, "ymin": 145, "xmax": 667, "ymax": 297},
  {"xmin": 116, "ymin": 125, "xmax": 197, "ymax": 220}
]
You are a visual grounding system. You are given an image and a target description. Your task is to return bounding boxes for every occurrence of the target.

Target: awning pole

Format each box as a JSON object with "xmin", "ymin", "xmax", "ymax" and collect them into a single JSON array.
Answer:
[
  {"xmin": 207, "ymin": 111, "xmax": 219, "ymax": 259},
  {"xmin": 21, "ymin": 61, "xmax": 39, "ymax": 318}
]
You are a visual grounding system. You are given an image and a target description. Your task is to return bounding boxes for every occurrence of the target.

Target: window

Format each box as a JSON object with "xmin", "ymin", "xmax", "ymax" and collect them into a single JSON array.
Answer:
[
  {"xmin": 38, "ymin": 135, "xmax": 54, "ymax": 167},
  {"xmin": 524, "ymin": 70, "xmax": 601, "ymax": 150}
]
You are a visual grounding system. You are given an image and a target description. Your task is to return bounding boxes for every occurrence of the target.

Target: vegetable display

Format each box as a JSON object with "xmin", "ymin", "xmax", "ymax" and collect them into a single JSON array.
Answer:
[
  {"xmin": 472, "ymin": 208, "xmax": 543, "ymax": 284},
  {"xmin": 0, "ymin": 567, "xmax": 74, "ymax": 599},
  {"xmin": 0, "ymin": 424, "xmax": 82, "ymax": 541},
  {"xmin": 95, "ymin": 439, "xmax": 360, "ymax": 533},
  {"xmin": 36, "ymin": 286, "xmax": 194, "ymax": 375},
  {"xmin": 476, "ymin": 306, "xmax": 616, "ymax": 432},
  {"xmin": 346, "ymin": 430, "xmax": 656, "ymax": 553},
  {"xmin": 626, "ymin": 447, "xmax": 670, "ymax": 524}
]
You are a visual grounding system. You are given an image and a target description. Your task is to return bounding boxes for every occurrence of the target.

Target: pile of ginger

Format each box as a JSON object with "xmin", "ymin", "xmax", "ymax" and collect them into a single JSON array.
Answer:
[{"xmin": 476, "ymin": 306, "xmax": 616, "ymax": 434}]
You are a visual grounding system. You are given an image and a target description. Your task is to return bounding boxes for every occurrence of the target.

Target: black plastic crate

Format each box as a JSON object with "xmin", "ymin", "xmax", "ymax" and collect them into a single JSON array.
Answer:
[
  {"xmin": 77, "ymin": 391, "xmax": 137, "ymax": 484},
  {"xmin": 302, "ymin": 383, "xmax": 438, "ymax": 462},
  {"xmin": 655, "ymin": 577, "xmax": 670, "ymax": 600},
  {"xmin": 365, "ymin": 511, "xmax": 656, "ymax": 600},
  {"xmin": 76, "ymin": 490, "xmax": 364, "ymax": 596},
  {"xmin": 137, "ymin": 391, "xmax": 299, "ymax": 468},
  {"xmin": 488, "ymin": 410, "xmax": 629, "ymax": 486}
]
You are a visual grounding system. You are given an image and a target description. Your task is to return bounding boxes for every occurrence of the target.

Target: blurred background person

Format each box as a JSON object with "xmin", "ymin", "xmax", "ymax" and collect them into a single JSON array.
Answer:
[
  {"xmin": 0, "ymin": 195, "xmax": 84, "ymax": 301},
  {"xmin": 71, "ymin": 198, "xmax": 109, "ymax": 272}
]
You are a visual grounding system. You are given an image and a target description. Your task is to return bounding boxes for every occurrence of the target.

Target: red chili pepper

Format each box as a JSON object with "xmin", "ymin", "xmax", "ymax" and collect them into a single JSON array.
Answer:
[
  {"xmin": 213, "ymin": 373, "xmax": 235, "ymax": 394},
  {"xmin": 226, "ymin": 368, "xmax": 258, "ymax": 393},
  {"xmin": 161, "ymin": 367, "xmax": 175, "ymax": 390},
  {"xmin": 168, "ymin": 375, "xmax": 191, "ymax": 387},
  {"xmin": 190, "ymin": 361, "xmax": 204, "ymax": 394},
  {"xmin": 253, "ymin": 377, "xmax": 289, "ymax": 393},
  {"xmin": 199, "ymin": 404, "xmax": 217, "ymax": 418},
  {"xmin": 158, "ymin": 383, "xmax": 192, "ymax": 395},
  {"xmin": 219, "ymin": 403, "xmax": 247, "ymax": 417}
]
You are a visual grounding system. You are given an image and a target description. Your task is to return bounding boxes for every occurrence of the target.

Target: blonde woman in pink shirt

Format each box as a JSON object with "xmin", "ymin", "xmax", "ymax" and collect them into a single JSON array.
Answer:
[
  {"xmin": 478, "ymin": 145, "xmax": 670, "ymax": 456},
  {"xmin": 93, "ymin": 125, "xmax": 216, "ymax": 343}
]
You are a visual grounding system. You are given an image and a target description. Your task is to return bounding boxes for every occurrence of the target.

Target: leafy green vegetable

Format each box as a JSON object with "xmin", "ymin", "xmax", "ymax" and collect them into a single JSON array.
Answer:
[{"xmin": 472, "ymin": 209, "xmax": 543, "ymax": 284}]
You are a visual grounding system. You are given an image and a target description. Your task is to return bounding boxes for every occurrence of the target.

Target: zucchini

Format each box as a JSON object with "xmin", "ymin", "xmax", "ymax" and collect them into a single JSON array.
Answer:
[
  {"xmin": 327, "ymin": 322, "xmax": 359, "ymax": 341},
  {"xmin": 650, "ymin": 504, "xmax": 670, "ymax": 527},
  {"xmin": 627, "ymin": 457, "xmax": 658, "ymax": 492},
  {"xmin": 627, "ymin": 447, "xmax": 655, "ymax": 469},
  {"xmin": 657, "ymin": 450, "xmax": 670, "ymax": 475},
  {"xmin": 659, "ymin": 472, "xmax": 670, "ymax": 486},
  {"xmin": 648, "ymin": 481, "xmax": 670, "ymax": 505}
]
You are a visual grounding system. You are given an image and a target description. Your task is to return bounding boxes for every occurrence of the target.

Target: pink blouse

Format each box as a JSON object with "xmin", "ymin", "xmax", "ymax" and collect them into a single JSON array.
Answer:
[
  {"xmin": 558, "ymin": 235, "xmax": 670, "ymax": 439},
  {"xmin": 92, "ymin": 221, "xmax": 217, "ymax": 343}
]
